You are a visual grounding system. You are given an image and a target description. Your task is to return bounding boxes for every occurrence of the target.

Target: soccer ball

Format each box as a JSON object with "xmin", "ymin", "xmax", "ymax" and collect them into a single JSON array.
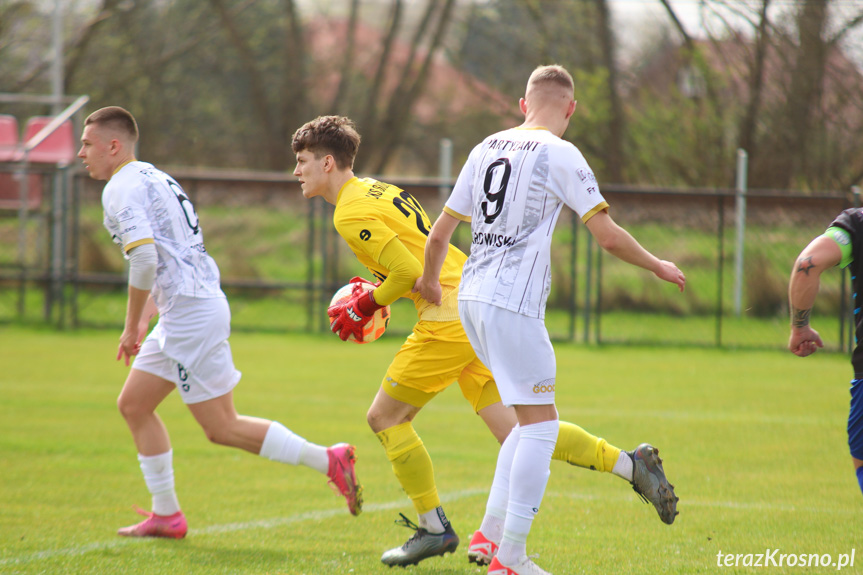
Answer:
[{"xmin": 328, "ymin": 279, "xmax": 391, "ymax": 344}]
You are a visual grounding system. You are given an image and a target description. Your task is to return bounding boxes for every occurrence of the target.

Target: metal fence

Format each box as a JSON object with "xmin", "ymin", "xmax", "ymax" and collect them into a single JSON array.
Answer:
[{"xmin": 0, "ymin": 167, "xmax": 856, "ymax": 352}]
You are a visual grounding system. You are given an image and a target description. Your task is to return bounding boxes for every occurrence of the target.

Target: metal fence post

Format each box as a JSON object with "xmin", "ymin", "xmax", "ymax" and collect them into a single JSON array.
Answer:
[
  {"xmin": 849, "ymin": 186, "xmax": 861, "ymax": 354},
  {"xmin": 583, "ymin": 232, "xmax": 593, "ymax": 343},
  {"xmin": 568, "ymin": 210, "xmax": 578, "ymax": 341},
  {"xmin": 716, "ymin": 194, "xmax": 725, "ymax": 347},
  {"xmin": 438, "ymin": 138, "xmax": 452, "ymax": 206},
  {"xmin": 734, "ymin": 149, "xmax": 748, "ymax": 317},
  {"xmin": 306, "ymin": 195, "xmax": 317, "ymax": 333},
  {"xmin": 16, "ymin": 153, "xmax": 30, "ymax": 320}
]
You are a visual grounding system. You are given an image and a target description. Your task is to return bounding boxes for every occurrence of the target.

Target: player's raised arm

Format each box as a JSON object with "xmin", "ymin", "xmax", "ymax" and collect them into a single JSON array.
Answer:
[
  {"xmin": 584, "ymin": 210, "xmax": 685, "ymax": 292},
  {"xmin": 414, "ymin": 211, "xmax": 461, "ymax": 305},
  {"xmin": 788, "ymin": 234, "xmax": 842, "ymax": 357}
]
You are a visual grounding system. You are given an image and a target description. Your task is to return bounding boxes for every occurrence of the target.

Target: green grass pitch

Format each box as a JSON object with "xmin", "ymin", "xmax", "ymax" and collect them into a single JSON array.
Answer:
[{"xmin": 0, "ymin": 326, "xmax": 859, "ymax": 574}]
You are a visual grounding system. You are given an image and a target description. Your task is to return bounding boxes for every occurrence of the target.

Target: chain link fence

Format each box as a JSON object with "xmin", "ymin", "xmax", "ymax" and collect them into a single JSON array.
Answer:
[{"xmin": 0, "ymin": 169, "xmax": 855, "ymax": 352}]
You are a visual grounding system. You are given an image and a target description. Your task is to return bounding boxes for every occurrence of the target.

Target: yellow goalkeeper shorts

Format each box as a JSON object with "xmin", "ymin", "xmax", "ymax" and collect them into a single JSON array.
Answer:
[{"xmin": 382, "ymin": 319, "xmax": 501, "ymax": 413}]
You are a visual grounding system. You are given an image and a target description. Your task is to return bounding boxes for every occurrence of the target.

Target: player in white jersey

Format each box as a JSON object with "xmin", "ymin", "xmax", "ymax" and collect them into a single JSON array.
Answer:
[
  {"xmin": 417, "ymin": 66, "xmax": 686, "ymax": 575},
  {"xmin": 79, "ymin": 106, "xmax": 362, "ymax": 539}
]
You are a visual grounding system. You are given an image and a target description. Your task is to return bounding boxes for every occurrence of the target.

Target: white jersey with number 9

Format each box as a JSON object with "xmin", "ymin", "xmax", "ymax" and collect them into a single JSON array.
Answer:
[{"xmin": 446, "ymin": 127, "xmax": 608, "ymax": 319}]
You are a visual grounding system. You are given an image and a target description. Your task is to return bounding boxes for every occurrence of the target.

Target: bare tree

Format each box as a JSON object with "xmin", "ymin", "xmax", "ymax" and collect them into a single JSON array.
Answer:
[
  {"xmin": 774, "ymin": 0, "xmax": 829, "ymax": 188},
  {"xmin": 278, "ymin": 0, "xmax": 309, "ymax": 157},
  {"xmin": 737, "ymin": 0, "xmax": 772, "ymax": 162},
  {"xmin": 210, "ymin": 0, "xmax": 282, "ymax": 169},
  {"xmin": 357, "ymin": 0, "xmax": 403, "ymax": 155},
  {"xmin": 596, "ymin": 0, "xmax": 624, "ymax": 183},
  {"xmin": 362, "ymin": 0, "xmax": 458, "ymax": 174},
  {"xmin": 328, "ymin": 0, "xmax": 361, "ymax": 115}
]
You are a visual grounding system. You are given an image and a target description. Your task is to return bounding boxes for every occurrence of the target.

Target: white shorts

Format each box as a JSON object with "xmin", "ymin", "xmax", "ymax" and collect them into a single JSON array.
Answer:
[
  {"xmin": 458, "ymin": 299, "xmax": 555, "ymax": 407},
  {"xmin": 132, "ymin": 295, "xmax": 241, "ymax": 404}
]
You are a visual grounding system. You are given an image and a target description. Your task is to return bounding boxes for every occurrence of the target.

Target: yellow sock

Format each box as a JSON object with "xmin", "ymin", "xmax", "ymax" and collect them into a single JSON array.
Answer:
[
  {"xmin": 376, "ymin": 422, "xmax": 440, "ymax": 514},
  {"xmin": 552, "ymin": 421, "xmax": 621, "ymax": 472}
]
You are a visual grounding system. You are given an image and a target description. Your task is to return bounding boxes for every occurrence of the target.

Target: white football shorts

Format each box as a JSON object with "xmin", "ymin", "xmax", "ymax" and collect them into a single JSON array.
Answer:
[
  {"xmin": 458, "ymin": 299, "xmax": 556, "ymax": 407},
  {"xmin": 133, "ymin": 295, "xmax": 241, "ymax": 404}
]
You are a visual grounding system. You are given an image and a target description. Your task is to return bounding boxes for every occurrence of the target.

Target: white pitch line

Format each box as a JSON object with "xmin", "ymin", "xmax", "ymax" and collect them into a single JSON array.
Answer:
[
  {"xmin": 6, "ymin": 486, "xmax": 854, "ymax": 566},
  {"xmin": 548, "ymin": 490, "xmax": 860, "ymax": 515},
  {"xmin": 0, "ymin": 488, "xmax": 487, "ymax": 567},
  {"xmin": 425, "ymin": 404, "xmax": 837, "ymax": 427}
]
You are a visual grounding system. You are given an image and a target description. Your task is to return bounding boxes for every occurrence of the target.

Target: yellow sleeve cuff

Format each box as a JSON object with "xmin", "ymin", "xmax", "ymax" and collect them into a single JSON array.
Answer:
[
  {"xmin": 124, "ymin": 238, "xmax": 155, "ymax": 253},
  {"xmin": 581, "ymin": 202, "xmax": 609, "ymax": 224},
  {"xmin": 443, "ymin": 205, "xmax": 471, "ymax": 222}
]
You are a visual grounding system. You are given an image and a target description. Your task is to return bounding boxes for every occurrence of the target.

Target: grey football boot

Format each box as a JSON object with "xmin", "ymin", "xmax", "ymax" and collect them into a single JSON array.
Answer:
[
  {"xmin": 381, "ymin": 513, "xmax": 460, "ymax": 567},
  {"xmin": 628, "ymin": 443, "xmax": 679, "ymax": 524}
]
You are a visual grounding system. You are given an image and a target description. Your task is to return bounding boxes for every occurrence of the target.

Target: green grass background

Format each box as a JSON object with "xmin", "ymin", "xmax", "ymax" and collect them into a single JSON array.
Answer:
[{"xmin": 1, "ymin": 326, "xmax": 860, "ymax": 574}]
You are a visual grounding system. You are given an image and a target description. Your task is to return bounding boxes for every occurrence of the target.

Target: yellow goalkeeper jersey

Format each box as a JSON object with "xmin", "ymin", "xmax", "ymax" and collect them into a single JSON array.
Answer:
[{"xmin": 333, "ymin": 177, "xmax": 463, "ymax": 321}]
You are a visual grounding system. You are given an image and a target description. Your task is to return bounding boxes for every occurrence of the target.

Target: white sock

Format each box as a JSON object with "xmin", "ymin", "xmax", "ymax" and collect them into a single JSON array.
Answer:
[
  {"xmin": 300, "ymin": 443, "xmax": 329, "ymax": 475},
  {"xmin": 481, "ymin": 425, "xmax": 520, "ymax": 543},
  {"xmin": 138, "ymin": 450, "xmax": 181, "ymax": 516},
  {"xmin": 497, "ymin": 420, "xmax": 558, "ymax": 566},
  {"xmin": 418, "ymin": 506, "xmax": 449, "ymax": 534},
  {"xmin": 498, "ymin": 534, "xmax": 527, "ymax": 567},
  {"xmin": 259, "ymin": 422, "xmax": 309, "ymax": 466},
  {"xmin": 612, "ymin": 450, "xmax": 634, "ymax": 481},
  {"xmin": 478, "ymin": 512, "xmax": 505, "ymax": 544}
]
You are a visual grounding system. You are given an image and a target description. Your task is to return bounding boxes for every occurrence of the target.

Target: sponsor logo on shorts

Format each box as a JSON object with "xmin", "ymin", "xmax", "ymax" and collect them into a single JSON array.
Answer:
[
  {"xmin": 178, "ymin": 363, "xmax": 191, "ymax": 392},
  {"xmin": 533, "ymin": 383, "xmax": 554, "ymax": 394},
  {"xmin": 360, "ymin": 229, "xmax": 371, "ymax": 241}
]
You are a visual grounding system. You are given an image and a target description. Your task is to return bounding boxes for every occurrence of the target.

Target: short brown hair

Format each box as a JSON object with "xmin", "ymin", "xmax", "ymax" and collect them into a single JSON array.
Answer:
[
  {"xmin": 527, "ymin": 65, "xmax": 574, "ymax": 94},
  {"xmin": 84, "ymin": 106, "xmax": 139, "ymax": 142},
  {"xmin": 291, "ymin": 115, "xmax": 360, "ymax": 170}
]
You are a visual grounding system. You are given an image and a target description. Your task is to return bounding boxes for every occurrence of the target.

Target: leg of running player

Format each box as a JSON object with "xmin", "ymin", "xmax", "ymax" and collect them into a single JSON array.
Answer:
[
  {"xmin": 366, "ymin": 390, "xmax": 445, "ymax": 529},
  {"xmin": 369, "ymin": 389, "xmax": 460, "ymax": 566},
  {"xmin": 477, "ymin": 400, "xmax": 664, "ymax": 484},
  {"xmin": 854, "ymin": 458, "xmax": 863, "ymax": 496},
  {"xmin": 849, "ymin": 380, "xmax": 863, "ymax": 496},
  {"xmin": 116, "ymin": 369, "xmax": 186, "ymax": 537},
  {"xmin": 188, "ymin": 390, "xmax": 362, "ymax": 515},
  {"xmin": 486, "ymin": 403, "xmax": 559, "ymax": 573}
]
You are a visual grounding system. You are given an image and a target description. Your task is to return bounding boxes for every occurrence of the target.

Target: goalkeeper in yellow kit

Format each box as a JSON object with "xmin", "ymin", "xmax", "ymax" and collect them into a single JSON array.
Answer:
[{"xmin": 291, "ymin": 116, "xmax": 677, "ymax": 568}]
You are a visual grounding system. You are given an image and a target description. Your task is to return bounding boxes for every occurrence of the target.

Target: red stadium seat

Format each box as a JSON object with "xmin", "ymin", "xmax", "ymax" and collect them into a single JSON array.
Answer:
[
  {"xmin": 22, "ymin": 116, "xmax": 75, "ymax": 165},
  {"xmin": 0, "ymin": 114, "xmax": 20, "ymax": 162},
  {"xmin": 0, "ymin": 172, "xmax": 42, "ymax": 210}
]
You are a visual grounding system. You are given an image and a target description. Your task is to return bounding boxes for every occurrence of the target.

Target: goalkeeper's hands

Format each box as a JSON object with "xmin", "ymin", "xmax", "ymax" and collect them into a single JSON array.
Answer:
[{"xmin": 328, "ymin": 277, "xmax": 385, "ymax": 341}]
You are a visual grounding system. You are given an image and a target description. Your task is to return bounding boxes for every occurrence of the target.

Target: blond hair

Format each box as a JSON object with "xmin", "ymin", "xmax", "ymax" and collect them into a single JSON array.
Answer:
[{"xmin": 527, "ymin": 65, "xmax": 574, "ymax": 92}]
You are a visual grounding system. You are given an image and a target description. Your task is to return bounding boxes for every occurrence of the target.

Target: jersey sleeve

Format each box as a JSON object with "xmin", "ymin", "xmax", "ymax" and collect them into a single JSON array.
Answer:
[
  {"xmin": 823, "ymin": 226, "xmax": 852, "ymax": 268},
  {"xmin": 104, "ymin": 180, "xmax": 155, "ymax": 254},
  {"xmin": 826, "ymin": 208, "xmax": 863, "ymax": 269},
  {"xmin": 445, "ymin": 144, "xmax": 481, "ymax": 220},
  {"xmin": 334, "ymin": 204, "xmax": 399, "ymax": 264},
  {"xmin": 550, "ymin": 145, "xmax": 608, "ymax": 223}
]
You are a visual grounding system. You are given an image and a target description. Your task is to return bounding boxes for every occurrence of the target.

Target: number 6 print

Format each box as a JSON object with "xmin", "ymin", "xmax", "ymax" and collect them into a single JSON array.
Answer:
[{"xmin": 167, "ymin": 178, "xmax": 200, "ymax": 234}]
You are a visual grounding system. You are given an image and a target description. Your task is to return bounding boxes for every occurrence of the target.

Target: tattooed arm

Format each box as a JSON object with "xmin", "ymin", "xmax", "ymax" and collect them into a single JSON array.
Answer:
[{"xmin": 788, "ymin": 235, "xmax": 842, "ymax": 356}]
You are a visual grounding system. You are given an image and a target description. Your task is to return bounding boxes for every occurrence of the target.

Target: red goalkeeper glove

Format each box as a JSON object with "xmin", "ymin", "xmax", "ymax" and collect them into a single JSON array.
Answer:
[{"xmin": 328, "ymin": 277, "xmax": 385, "ymax": 342}]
